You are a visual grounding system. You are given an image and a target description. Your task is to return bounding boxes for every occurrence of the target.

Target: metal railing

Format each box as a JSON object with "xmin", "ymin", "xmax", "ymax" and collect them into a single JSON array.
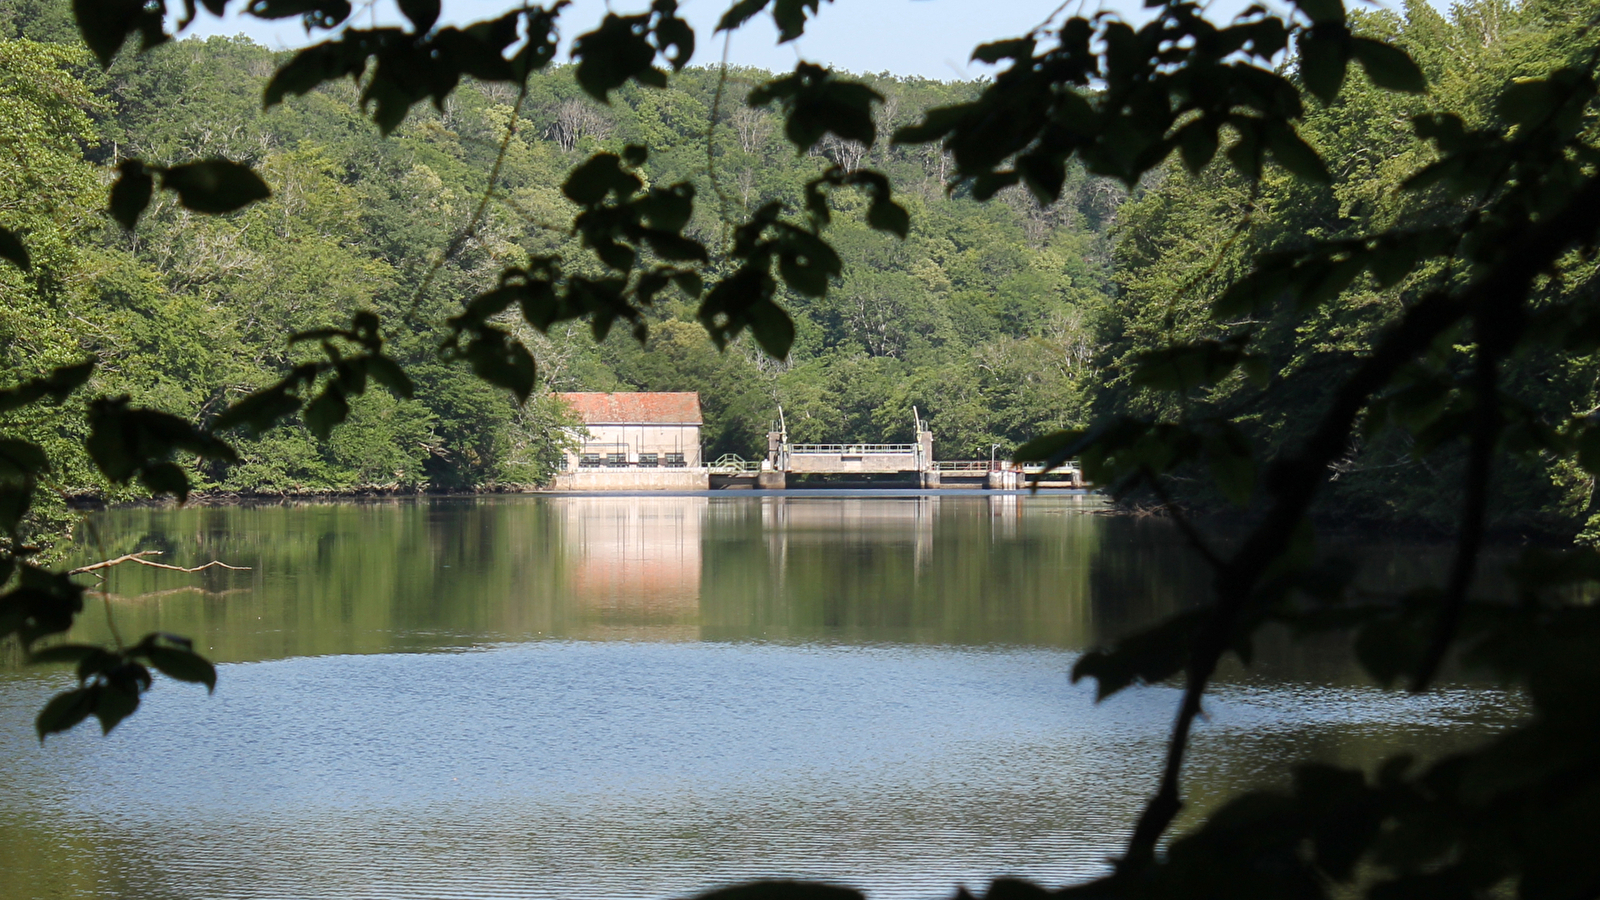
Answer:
[
  {"xmin": 787, "ymin": 443, "xmax": 917, "ymax": 454},
  {"xmin": 709, "ymin": 454, "xmax": 762, "ymax": 475},
  {"xmin": 934, "ymin": 460, "xmax": 993, "ymax": 472},
  {"xmin": 1019, "ymin": 461, "xmax": 1081, "ymax": 475}
]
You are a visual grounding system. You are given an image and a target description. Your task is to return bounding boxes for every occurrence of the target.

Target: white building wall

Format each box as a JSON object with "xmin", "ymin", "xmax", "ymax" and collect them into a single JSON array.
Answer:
[{"xmin": 564, "ymin": 423, "xmax": 702, "ymax": 469}]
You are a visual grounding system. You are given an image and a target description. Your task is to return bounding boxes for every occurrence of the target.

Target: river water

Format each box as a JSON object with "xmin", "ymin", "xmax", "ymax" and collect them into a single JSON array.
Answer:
[{"xmin": 0, "ymin": 492, "xmax": 1517, "ymax": 900}]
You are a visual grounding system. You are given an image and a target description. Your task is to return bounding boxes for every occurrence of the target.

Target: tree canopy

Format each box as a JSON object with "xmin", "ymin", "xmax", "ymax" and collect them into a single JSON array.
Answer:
[{"xmin": 5, "ymin": 0, "xmax": 1600, "ymax": 898}]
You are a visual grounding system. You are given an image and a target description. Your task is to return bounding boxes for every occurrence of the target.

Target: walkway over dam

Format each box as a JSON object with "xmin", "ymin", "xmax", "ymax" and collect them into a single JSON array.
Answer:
[
  {"xmin": 709, "ymin": 411, "xmax": 1084, "ymax": 490},
  {"xmin": 548, "ymin": 395, "xmax": 1083, "ymax": 491}
]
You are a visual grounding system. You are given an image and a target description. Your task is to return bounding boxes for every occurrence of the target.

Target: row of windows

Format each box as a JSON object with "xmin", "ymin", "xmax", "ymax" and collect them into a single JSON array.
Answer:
[{"xmin": 577, "ymin": 453, "xmax": 689, "ymax": 468}]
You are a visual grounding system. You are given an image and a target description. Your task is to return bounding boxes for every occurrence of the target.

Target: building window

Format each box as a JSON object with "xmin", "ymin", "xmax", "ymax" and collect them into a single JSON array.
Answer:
[
  {"xmin": 665, "ymin": 452, "xmax": 686, "ymax": 468},
  {"xmin": 638, "ymin": 453, "xmax": 658, "ymax": 468},
  {"xmin": 579, "ymin": 453, "xmax": 601, "ymax": 468},
  {"xmin": 605, "ymin": 453, "xmax": 628, "ymax": 467}
]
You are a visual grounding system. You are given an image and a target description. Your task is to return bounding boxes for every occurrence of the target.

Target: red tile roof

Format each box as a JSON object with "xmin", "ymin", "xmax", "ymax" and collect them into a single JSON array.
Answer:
[{"xmin": 556, "ymin": 392, "xmax": 703, "ymax": 425}]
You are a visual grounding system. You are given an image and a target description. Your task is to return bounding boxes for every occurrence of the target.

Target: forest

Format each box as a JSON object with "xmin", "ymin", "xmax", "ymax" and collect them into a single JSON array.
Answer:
[
  {"xmin": 7, "ymin": 0, "xmax": 1593, "ymax": 541},
  {"xmin": 0, "ymin": 0, "xmax": 1115, "ymax": 502}
]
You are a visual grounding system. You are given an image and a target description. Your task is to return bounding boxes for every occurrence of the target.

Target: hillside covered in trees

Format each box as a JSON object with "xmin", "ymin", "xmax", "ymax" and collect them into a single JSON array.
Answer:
[
  {"xmin": 0, "ymin": 0, "xmax": 1117, "ymax": 500},
  {"xmin": 4, "ymin": 0, "xmax": 1597, "ymax": 541}
]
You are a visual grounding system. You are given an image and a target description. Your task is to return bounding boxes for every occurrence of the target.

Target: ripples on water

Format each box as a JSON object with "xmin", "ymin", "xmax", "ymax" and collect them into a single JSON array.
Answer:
[
  {"xmin": 0, "ymin": 495, "xmax": 1519, "ymax": 900},
  {"xmin": 2, "ymin": 642, "xmax": 1508, "ymax": 900}
]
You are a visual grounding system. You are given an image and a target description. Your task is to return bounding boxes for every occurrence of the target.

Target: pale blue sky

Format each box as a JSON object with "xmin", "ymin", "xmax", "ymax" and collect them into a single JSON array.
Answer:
[{"xmin": 175, "ymin": 0, "xmax": 1327, "ymax": 81}]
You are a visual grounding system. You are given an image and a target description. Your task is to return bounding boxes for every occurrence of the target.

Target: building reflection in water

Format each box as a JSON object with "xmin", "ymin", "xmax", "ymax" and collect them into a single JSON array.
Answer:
[
  {"xmin": 554, "ymin": 495, "xmax": 708, "ymax": 640},
  {"xmin": 549, "ymin": 493, "xmax": 1097, "ymax": 648}
]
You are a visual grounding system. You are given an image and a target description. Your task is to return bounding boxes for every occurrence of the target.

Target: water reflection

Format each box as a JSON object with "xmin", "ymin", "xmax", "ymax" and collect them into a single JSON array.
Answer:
[
  {"xmin": 0, "ymin": 493, "xmax": 1521, "ymax": 900},
  {"xmin": 48, "ymin": 493, "xmax": 1111, "ymax": 660},
  {"xmin": 560, "ymin": 496, "xmax": 707, "ymax": 639}
]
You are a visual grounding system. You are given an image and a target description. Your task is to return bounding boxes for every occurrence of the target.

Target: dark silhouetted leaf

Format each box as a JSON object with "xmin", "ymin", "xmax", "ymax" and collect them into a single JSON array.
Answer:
[
  {"xmin": 86, "ymin": 396, "xmax": 237, "ymax": 487},
  {"xmin": 212, "ymin": 382, "xmax": 305, "ymax": 435},
  {"xmin": 571, "ymin": 13, "xmax": 660, "ymax": 102},
  {"xmin": 145, "ymin": 646, "xmax": 217, "ymax": 692},
  {"xmin": 748, "ymin": 63, "xmax": 881, "ymax": 153},
  {"xmin": 866, "ymin": 198, "xmax": 909, "ymax": 238},
  {"xmin": 1298, "ymin": 28, "xmax": 1350, "ymax": 105},
  {"xmin": 0, "ymin": 226, "xmax": 30, "ymax": 271},
  {"xmin": 264, "ymin": 38, "xmax": 373, "ymax": 107},
  {"xmin": 1265, "ymin": 121, "xmax": 1330, "ymax": 183},
  {"xmin": 28, "ymin": 644, "xmax": 103, "ymax": 665},
  {"xmin": 1132, "ymin": 341, "xmax": 1249, "ymax": 392},
  {"xmin": 92, "ymin": 680, "xmax": 140, "ymax": 734},
  {"xmin": 1354, "ymin": 607, "xmax": 1431, "ymax": 687},
  {"xmin": 137, "ymin": 461, "xmax": 191, "ymax": 503},
  {"xmin": 971, "ymin": 37, "xmax": 1035, "ymax": 64},
  {"xmin": 35, "ymin": 687, "xmax": 94, "ymax": 739},
  {"xmin": 109, "ymin": 160, "xmax": 155, "ymax": 230},
  {"xmin": 1179, "ymin": 120, "xmax": 1221, "ymax": 173},
  {"xmin": 768, "ymin": 0, "xmax": 829, "ymax": 43},
  {"xmin": 1206, "ymin": 434, "xmax": 1256, "ymax": 506},
  {"xmin": 73, "ymin": 0, "xmax": 169, "ymax": 66},
  {"xmin": 0, "ymin": 566, "xmax": 86, "ymax": 646},
  {"xmin": 654, "ymin": 0, "xmax": 693, "ymax": 70},
  {"xmin": 1294, "ymin": 0, "xmax": 1346, "ymax": 25},
  {"xmin": 1350, "ymin": 37, "xmax": 1426, "ymax": 94},
  {"xmin": 564, "ymin": 153, "xmax": 643, "ymax": 205},
  {"xmin": 246, "ymin": 0, "xmax": 351, "ymax": 28},
  {"xmin": 302, "ymin": 388, "xmax": 349, "ymax": 440},
  {"xmin": 366, "ymin": 356, "xmax": 414, "ymax": 399},
  {"xmin": 0, "ymin": 439, "xmax": 49, "ymax": 480},
  {"xmin": 0, "ymin": 484, "xmax": 32, "ymax": 532},
  {"xmin": 0, "ymin": 361, "xmax": 93, "ymax": 415},
  {"xmin": 162, "ymin": 160, "xmax": 272, "ymax": 214},
  {"xmin": 1073, "ymin": 609, "xmax": 1210, "ymax": 700},
  {"xmin": 396, "ymin": 0, "xmax": 439, "ymax": 32},
  {"xmin": 716, "ymin": 0, "xmax": 769, "ymax": 33},
  {"xmin": 693, "ymin": 882, "xmax": 864, "ymax": 900},
  {"xmin": 747, "ymin": 298, "xmax": 795, "ymax": 359}
]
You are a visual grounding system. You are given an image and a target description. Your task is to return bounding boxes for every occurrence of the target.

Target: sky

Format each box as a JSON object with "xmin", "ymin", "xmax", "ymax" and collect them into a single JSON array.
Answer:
[{"xmin": 174, "ymin": 0, "xmax": 1308, "ymax": 81}]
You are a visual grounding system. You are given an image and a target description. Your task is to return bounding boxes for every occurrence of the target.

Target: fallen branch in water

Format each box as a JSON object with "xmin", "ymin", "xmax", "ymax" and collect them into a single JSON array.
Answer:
[
  {"xmin": 97, "ymin": 586, "xmax": 251, "ymax": 603},
  {"xmin": 68, "ymin": 550, "xmax": 250, "ymax": 577}
]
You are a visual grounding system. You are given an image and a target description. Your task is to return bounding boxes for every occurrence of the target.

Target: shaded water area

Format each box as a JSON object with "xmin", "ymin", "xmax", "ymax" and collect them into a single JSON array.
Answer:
[{"xmin": 0, "ymin": 493, "xmax": 1517, "ymax": 900}]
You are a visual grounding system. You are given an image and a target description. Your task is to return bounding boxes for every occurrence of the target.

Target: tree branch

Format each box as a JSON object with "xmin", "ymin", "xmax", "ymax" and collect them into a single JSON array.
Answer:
[
  {"xmin": 1144, "ymin": 469, "xmax": 1224, "ymax": 571},
  {"xmin": 69, "ymin": 550, "xmax": 250, "ymax": 576},
  {"xmin": 1121, "ymin": 169, "xmax": 1600, "ymax": 867},
  {"xmin": 1412, "ymin": 331, "xmax": 1502, "ymax": 691}
]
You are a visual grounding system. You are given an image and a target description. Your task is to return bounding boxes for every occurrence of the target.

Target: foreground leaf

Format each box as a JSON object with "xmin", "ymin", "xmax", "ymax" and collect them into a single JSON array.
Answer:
[
  {"xmin": 0, "ymin": 226, "xmax": 30, "ymax": 270},
  {"xmin": 162, "ymin": 160, "xmax": 272, "ymax": 214}
]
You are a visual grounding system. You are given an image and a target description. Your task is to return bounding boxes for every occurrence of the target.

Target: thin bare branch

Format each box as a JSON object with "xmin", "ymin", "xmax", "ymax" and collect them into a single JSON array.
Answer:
[
  {"xmin": 1412, "ymin": 344, "xmax": 1500, "ymax": 692},
  {"xmin": 69, "ymin": 550, "xmax": 250, "ymax": 576}
]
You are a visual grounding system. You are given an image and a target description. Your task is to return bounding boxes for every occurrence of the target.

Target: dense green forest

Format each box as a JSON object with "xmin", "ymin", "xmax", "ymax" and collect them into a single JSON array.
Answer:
[
  {"xmin": 4, "ymin": 0, "xmax": 1598, "ymax": 543},
  {"xmin": 0, "ymin": 0, "xmax": 1116, "ymax": 501}
]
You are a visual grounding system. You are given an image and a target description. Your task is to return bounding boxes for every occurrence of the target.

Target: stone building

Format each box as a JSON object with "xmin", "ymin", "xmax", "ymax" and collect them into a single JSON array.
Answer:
[{"xmin": 550, "ymin": 392, "xmax": 708, "ymax": 490}]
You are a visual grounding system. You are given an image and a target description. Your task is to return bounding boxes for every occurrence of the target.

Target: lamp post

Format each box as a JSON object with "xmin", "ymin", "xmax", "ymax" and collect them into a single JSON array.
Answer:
[{"xmin": 991, "ymin": 443, "xmax": 1002, "ymax": 472}]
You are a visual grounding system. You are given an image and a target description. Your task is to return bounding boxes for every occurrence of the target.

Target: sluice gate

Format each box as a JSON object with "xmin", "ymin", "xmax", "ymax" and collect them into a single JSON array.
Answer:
[{"xmin": 710, "ymin": 408, "xmax": 1085, "ymax": 490}]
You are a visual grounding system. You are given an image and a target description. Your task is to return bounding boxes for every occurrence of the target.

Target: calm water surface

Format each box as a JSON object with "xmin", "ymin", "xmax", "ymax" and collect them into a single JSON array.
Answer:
[{"xmin": 0, "ymin": 493, "xmax": 1517, "ymax": 900}]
